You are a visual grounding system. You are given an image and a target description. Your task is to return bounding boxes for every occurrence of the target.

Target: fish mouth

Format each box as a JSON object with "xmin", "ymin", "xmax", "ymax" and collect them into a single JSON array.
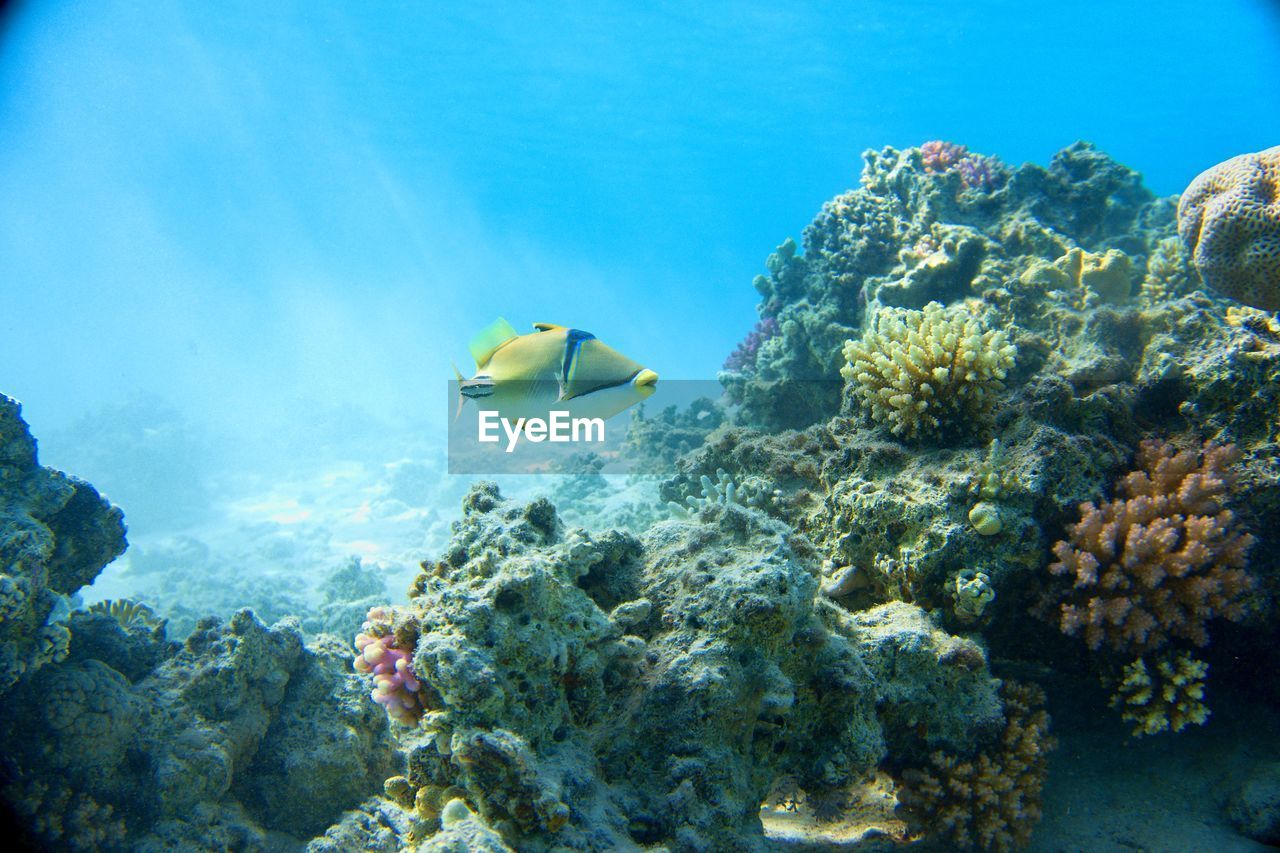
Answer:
[{"xmin": 633, "ymin": 369, "xmax": 658, "ymax": 388}]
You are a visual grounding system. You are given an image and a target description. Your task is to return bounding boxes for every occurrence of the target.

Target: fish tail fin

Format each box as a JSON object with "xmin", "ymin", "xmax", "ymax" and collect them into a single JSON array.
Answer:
[{"xmin": 451, "ymin": 361, "xmax": 466, "ymax": 421}]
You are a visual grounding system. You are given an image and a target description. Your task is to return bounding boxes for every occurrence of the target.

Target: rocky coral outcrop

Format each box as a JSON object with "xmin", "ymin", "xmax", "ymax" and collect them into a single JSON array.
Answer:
[
  {"xmin": 1178, "ymin": 145, "xmax": 1280, "ymax": 311},
  {"xmin": 722, "ymin": 142, "xmax": 1173, "ymax": 431},
  {"xmin": 350, "ymin": 483, "xmax": 1003, "ymax": 851},
  {"xmin": 1, "ymin": 602, "xmax": 398, "ymax": 848},
  {"xmin": 0, "ymin": 395, "xmax": 126, "ymax": 692}
]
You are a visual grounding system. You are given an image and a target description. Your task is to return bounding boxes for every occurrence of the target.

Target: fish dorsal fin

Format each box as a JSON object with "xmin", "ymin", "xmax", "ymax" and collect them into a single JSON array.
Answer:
[
  {"xmin": 532, "ymin": 322, "xmax": 567, "ymax": 332},
  {"xmin": 468, "ymin": 317, "xmax": 520, "ymax": 367}
]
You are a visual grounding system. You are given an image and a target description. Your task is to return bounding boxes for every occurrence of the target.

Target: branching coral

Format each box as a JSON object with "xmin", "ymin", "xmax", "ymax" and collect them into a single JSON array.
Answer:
[
  {"xmin": 1047, "ymin": 440, "xmax": 1255, "ymax": 654},
  {"xmin": 87, "ymin": 598, "xmax": 161, "ymax": 630},
  {"xmin": 666, "ymin": 468, "xmax": 781, "ymax": 516},
  {"xmin": 919, "ymin": 141, "xmax": 1009, "ymax": 192},
  {"xmin": 723, "ymin": 316, "xmax": 779, "ymax": 373},
  {"xmin": 1141, "ymin": 236, "xmax": 1199, "ymax": 303},
  {"xmin": 1178, "ymin": 145, "xmax": 1280, "ymax": 311},
  {"xmin": 894, "ymin": 681, "xmax": 1055, "ymax": 851},
  {"xmin": 354, "ymin": 607, "xmax": 423, "ymax": 726},
  {"xmin": 841, "ymin": 301, "xmax": 1016, "ymax": 441},
  {"xmin": 1109, "ymin": 653, "xmax": 1210, "ymax": 737}
]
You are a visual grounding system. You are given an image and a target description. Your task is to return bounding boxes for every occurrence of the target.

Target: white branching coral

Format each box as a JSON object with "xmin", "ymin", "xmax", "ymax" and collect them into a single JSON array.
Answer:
[
  {"xmin": 666, "ymin": 469, "xmax": 780, "ymax": 516},
  {"xmin": 841, "ymin": 302, "xmax": 1016, "ymax": 441},
  {"xmin": 1110, "ymin": 653, "xmax": 1210, "ymax": 737}
]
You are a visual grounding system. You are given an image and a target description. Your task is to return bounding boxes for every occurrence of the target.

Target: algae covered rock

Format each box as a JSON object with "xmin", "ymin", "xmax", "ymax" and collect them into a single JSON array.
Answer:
[
  {"xmin": 0, "ymin": 605, "xmax": 399, "ymax": 849},
  {"xmin": 352, "ymin": 483, "xmax": 1004, "ymax": 851},
  {"xmin": 1228, "ymin": 761, "xmax": 1280, "ymax": 846},
  {"xmin": 0, "ymin": 394, "xmax": 127, "ymax": 692}
]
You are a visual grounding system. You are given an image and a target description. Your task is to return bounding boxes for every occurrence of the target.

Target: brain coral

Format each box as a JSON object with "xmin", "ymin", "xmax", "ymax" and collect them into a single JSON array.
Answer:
[
  {"xmin": 1046, "ymin": 440, "xmax": 1255, "ymax": 654},
  {"xmin": 841, "ymin": 301, "xmax": 1016, "ymax": 441},
  {"xmin": 1178, "ymin": 145, "xmax": 1280, "ymax": 311}
]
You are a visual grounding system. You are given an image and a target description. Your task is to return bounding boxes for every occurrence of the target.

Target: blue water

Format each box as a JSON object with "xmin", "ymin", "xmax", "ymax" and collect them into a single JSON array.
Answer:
[{"xmin": 3, "ymin": 1, "xmax": 1278, "ymax": 436}]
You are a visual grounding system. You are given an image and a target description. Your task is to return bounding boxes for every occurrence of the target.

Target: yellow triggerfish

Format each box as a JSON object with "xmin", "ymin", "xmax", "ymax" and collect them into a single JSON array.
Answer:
[{"xmin": 455, "ymin": 317, "xmax": 658, "ymax": 423}]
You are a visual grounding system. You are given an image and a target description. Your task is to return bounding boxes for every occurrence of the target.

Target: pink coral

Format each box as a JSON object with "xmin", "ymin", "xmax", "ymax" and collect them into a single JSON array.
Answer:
[
  {"xmin": 920, "ymin": 141, "xmax": 1008, "ymax": 192},
  {"xmin": 354, "ymin": 607, "xmax": 422, "ymax": 726},
  {"xmin": 723, "ymin": 316, "xmax": 779, "ymax": 373},
  {"xmin": 1046, "ymin": 440, "xmax": 1255, "ymax": 653},
  {"xmin": 921, "ymin": 140, "xmax": 969, "ymax": 173}
]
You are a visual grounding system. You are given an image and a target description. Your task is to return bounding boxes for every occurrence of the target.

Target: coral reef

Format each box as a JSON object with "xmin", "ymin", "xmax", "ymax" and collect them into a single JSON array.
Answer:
[
  {"xmin": 968, "ymin": 501, "xmax": 1002, "ymax": 536},
  {"xmin": 893, "ymin": 681, "xmax": 1056, "ymax": 851},
  {"xmin": 348, "ymin": 484, "xmax": 1002, "ymax": 850},
  {"xmin": 87, "ymin": 597, "xmax": 161, "ymax": 629},
  {"xmin": 0, "ymin": 395, "xmax": 126, "ymax": 692},
  {"xmin": 0, "ymin": 403, "xmax": 400, "ymax": 848},
  {"xmin": 1109, "ymin": 652, "xmax": 1210, "ymax": 737},
  {"xmin": 1178, "ymin": 145, "xmax": 1280, "ymax": 311},
  {"xmin": 841, "ymin": 300, "xmax": 1017, "ymax": 441},
  {"xmin": 1140, "ymin": 236, "xmax": 1199, "ymax": 303},
  {"xmin": 723, "ymin": 141, "xmax": 1172, "ymax": 431},
  {"xmin": 664, "ymin": 467, "xmax": 782, "ymax": 516},
  {"xmin": 1046, "ymin": 440, "xmax": 1255, "ymax": 654},
  {"xmin": 919, "ymin": 141, "xmax": 1009, "ymax": 192}
]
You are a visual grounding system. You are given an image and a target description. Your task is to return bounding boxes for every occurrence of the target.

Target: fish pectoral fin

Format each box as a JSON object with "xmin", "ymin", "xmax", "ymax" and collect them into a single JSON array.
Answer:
[
  {"xmin": 468, "ymin": 317, "xmax": 520, "ymax": 367},
  {"xmin": 551, "ymin": 370, "xmax": 571, "ymax": 402}
]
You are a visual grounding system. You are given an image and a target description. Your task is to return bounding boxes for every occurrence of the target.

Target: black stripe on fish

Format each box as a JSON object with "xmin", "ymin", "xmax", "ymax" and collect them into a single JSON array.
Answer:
[{"xmin": 562, "ymin": 329, "xmax": 597, "ymax": 386}]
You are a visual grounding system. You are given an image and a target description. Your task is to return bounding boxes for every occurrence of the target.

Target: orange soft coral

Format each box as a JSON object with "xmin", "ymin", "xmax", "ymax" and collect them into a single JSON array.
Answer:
[
  {"xmin": 1047, "ymin": 440, "xmax": 1255, "ymax": 654},
  {"xmin": 895, "ymin": 681, "xmax": 1055, "ymax": 851}
]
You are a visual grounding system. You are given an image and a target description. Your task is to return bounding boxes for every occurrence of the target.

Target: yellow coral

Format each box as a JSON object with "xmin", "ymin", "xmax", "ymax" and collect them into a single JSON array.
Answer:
[
  {"xmin": 841, "ymin": 302, "xmax": 1016, "ymax": 441},
  {"xmin": 1019, "ymin": 247, "xmax": 1135, "ymax": 306},
  {"xmin": 1110, "ymin": 653, "xmax": 1210, "ymax": 737},
  {"xmin": 1141, "ymin": 236, "xmax": 1198, "ymax": 303},
  {"xmin": 87, "ymin": 598, "xmax": 160, "ymax": 630},
  {"xmin": 1178, "ymin": 145, "xmax": 1280, "ymax": 311}
]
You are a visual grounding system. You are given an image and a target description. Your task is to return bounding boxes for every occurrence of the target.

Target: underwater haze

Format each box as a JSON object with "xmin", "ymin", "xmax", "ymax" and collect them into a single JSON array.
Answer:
[{"xmin": 3, "ymin": 1, "xmax": 1280, "ymax": 850}]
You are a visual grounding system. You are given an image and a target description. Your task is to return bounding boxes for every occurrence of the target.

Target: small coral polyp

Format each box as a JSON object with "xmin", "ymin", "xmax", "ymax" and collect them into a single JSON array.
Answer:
[
  {"xmin": 1047, "ymin": 440, "xmax": 1256, "ymax": 654},
  {"xmin": 354, "ymin": 607, "xmax": 422, "ymax": 726},
  {"xmin": 841, "ymin": 301, "xmax": 1016, "ymax": 441}
]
